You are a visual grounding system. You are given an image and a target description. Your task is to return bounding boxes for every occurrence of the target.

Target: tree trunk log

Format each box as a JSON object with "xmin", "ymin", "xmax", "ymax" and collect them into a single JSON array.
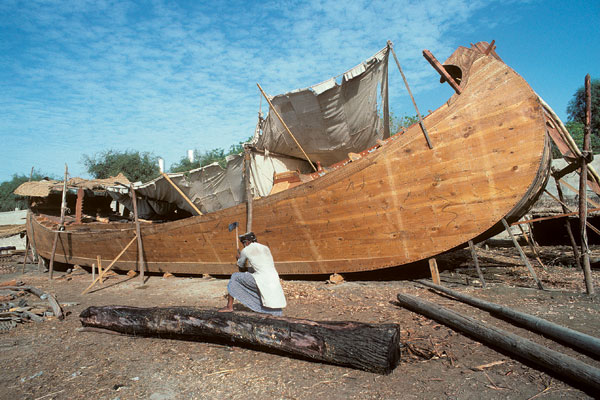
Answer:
[
  {"xmin": 80, "ymin": 306, "xmax": 401, "ymax": 374},
  {"xmin": 417, "ymin": 280, "xmax": 600, "ymax": 358},
  {"xmin": 396, "ymin": 292, "xmax": 600, "ymax": 392}
]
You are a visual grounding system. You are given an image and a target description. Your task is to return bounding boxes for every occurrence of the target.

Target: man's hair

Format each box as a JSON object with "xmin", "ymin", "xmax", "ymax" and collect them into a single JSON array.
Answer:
[{"xmin": 239, "ymin": 232, "xmax": 257, "ymax": 243}]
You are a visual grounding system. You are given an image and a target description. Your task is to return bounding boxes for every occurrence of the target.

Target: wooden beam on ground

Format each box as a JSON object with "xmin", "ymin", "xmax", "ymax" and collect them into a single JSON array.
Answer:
[
  {"xmin": 467, "ymin": 240, "xmax": 486, "ymax": 288},
  {"xmin": 428, "ymin": 258, "xmax": 440, "ymax": 285},
  {"xmin": 395, "ymin": 292, "xmax": 600, "ymax": 392},
  {"xmin": 80, "ymin": 305, "xmax": 401, "ymax": 374},
  {"xmin": 82, "ymin": 236, "xmax": 137, "ymax": 295},
  {"xmin": 130, "ymin": 184, "xmax": 145, "ymax": 283},
  {"xmin": 161, "ymin": 173, "xmax": 203, "ymax": 216},
  {"xmin": 416, "ymin": 280, "xmax": 600, "ymax": 358},
  {"xmin": 501, "ymin": 218, "xmax": 544, "ymax": 290}
]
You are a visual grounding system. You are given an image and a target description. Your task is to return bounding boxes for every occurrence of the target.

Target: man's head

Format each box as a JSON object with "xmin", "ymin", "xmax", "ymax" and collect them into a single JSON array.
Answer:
[{"xmin": 239, "ymin": 232, "xmax": 257, "ymax": 246}]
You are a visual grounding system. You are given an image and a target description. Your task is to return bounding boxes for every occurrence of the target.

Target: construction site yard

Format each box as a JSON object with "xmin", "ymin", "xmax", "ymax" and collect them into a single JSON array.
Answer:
[{"xmin": 0, "ymin": 245, "xmax": 599, "ymax": 400}]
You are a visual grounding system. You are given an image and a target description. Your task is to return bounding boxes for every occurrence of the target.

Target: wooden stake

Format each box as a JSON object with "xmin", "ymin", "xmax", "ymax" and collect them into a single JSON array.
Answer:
[
  {"xmin": 49, "ymin": 164, "xmax": 68, "ymax": 280},
  {"xmin": 256, "ymin": 83, "xmax": 318, "ymax": 171},
  {"xmin": 82, "ymin": 236, "xmax": 137, "ymax": 295},
  {"xmin": 580, "ymin": 74, "xmax": 595, "ymax": 295},
  {"xmin": 97, "ymin": 255, "xmax": 103, "ymax": 283},
  {"xmin": 388, "ymin": 41, "xmax": 433, "ymax": 149},
  {"xmin": 161, "ymin": 173, "xmax": 203, "ymax": 215},
  {"xmin": 501, "ymin": 218, "xmax": 544, "ymax": 290},
  {"xmin": 130, "ymin": 184, "xmax": 145, "ymax": 283},
  {"xmin": 467, "ymin": 240, "xmax": 486, "ymax": 288},
  {"xmin": 555, "ymin": 179, "xmax": 582, "ymax": 269},
  {"xmin": 428, "ymin": 258, "xmax": 440, "ymax": 285}
]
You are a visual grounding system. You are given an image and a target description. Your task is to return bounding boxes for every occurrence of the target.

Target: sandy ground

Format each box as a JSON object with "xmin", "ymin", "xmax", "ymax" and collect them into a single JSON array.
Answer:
[{"xmin": 0, "ymin": 245, "xmax": 599, "ymax": 400}]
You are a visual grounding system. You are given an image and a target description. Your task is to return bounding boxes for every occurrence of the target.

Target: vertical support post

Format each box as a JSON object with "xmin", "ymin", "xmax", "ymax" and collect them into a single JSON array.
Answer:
[
  {"xmin": 75, "ymin": 188, "xmax": 84, "ymax": 224},
  {"xmin": 502, "ymin": 218, "xmax": 544, "ymax": 290},
  {"xmin": 130, "ymin": 185, "xmax": 145, "ymax": 284},
  {"xmin": 22, "ymin": 236, "xmax": 30, "ymax": 274},
  {"xmin": 244, "ymin": 146, "xmax": 253, "ymax": 233},
  {"xmin": 428, "ymin": 258, "xmax": 440, "ymax": 285},
  {"xmin": 97, "ymin": 255, "xmax": 103, "ymax": 283},
  {"xmin": 467, "ymin": 240, "xmax": 486, "ymax": 288},
  {"xmin": 49, "ymin": 164, "xmax": 68, "ymax": 280},
  {"xmin": 92, "ymin": 263, "xmax": 95, "ymax": 282},
  {"xmin": 580, "ymin": 74, "xmax": 595, "ymax": 295},
  {"xmin": 555, "ymin": 179, "xmax": 582, "ymax": 269}
]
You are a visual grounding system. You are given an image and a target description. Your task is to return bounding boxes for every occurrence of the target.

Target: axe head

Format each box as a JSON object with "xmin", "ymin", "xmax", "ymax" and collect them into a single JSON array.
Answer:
[{"xmin": 228, "ymin": 222, "xmax": 239, "ymax": 232}]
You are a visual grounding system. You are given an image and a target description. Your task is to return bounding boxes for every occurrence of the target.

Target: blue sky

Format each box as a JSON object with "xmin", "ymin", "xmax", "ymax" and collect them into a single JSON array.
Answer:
[{"xmin": 1, "ymin": 0, "xmax": 598, "ymax": 182}]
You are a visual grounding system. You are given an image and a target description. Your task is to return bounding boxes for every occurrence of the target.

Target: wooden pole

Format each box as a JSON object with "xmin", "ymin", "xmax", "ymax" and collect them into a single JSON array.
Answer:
[
  {"xmin": 517, "ymin": 224, "xmax": 547, "ymax": 271},
  {"xmin": 544, "ymin": 189, "xmax": 600, "ymax": 235},
  {"xmin": 396, "ymin": 293, "xmax": 600, "ymax": 392},
  {"xmin": 49, "ymin": 164, "xmax": 68, "ymax": 280},
  {"xmin": 256, "ymin": 83, "xmax": 318, "ymax": 172},
  {"xmin": 417, "ymin": 280, "xmax": 600, "ymax": 358},
  {"xmin": 161, "ymin": 173, "xmax": 203, "ymax": 215},
  {"xmin": 22, "ymin": 236, "xmax": 30, "ymax": 274},
  {"xmin": 467, "ymin": 240, "xmax": 486, "ymax": 288},
  {"xmin": 501, "ymin": 218, "xmax": 544, "ymax": 290},
  {"xmin": 130, "ymin": 185, "xmax": 145, "ymax": 283},
  {"xmin": 244, "ymin": 146, "xmax": 253, "ymax": 233},
  {"xmin": 555, "ymin": 179, "xmax": 582, "ymax": 269},
  {"xmin": 580, "ymin": 74, "xmax": 595, "ymax": 295},
  {"xmin": 387, "ymin": 41, "xmax": 433, "ymax": 149},
  {"xmin": 97, "ymin": 255, "xmax": 103, "ymax": 283}
]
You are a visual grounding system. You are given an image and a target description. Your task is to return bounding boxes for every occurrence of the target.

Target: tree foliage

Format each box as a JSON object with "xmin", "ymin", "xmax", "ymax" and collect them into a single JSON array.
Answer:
[
  {"xmin": 82, "ymin": 150, "xmax": 161, "ymax": 182},
  {"xmin": 0, "ymin": 171, "xmax": 47, "ymax": 212},
  {"xmin": 170, "ymin": 138, "xmax": 251, "ymax": 173},
  {"xmin": 389, "ymin": 113, "xmax": 420, "ymax": 134},
  {"xmin": 567, "ymin": 78, "xmax": 599, "ymax": 136},
  {"xmin": 551, "ymin": 121, "xmax": 600, "ymax": 159}
]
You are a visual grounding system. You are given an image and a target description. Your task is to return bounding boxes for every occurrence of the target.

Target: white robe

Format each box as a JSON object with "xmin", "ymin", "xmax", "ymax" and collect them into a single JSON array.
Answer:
[{"xmin": 237, "ymin": 242, "xmax": 286, "ymax": 308}]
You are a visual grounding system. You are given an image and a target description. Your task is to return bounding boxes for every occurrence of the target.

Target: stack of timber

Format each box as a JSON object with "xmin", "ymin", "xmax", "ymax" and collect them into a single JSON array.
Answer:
[
  {"xmin": 79, "ymin": 305, "xmax": 401, "ymax": 374},
  {"xmin": 24, "ymin": 41, "xmax": 556, "ymax": 276}
]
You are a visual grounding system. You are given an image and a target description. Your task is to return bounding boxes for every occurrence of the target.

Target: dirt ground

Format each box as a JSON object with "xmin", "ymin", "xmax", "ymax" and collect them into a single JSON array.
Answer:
[{"xmin": 0, "ymin": 245, "xmax": 599, "ymax": 400}]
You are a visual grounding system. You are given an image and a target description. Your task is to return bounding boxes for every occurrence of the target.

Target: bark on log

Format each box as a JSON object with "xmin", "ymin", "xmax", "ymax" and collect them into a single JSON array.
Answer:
[
  {"xmin": 80, "ymin": 305, "xmax": 400, "ymax": 374},
  {"xmin": 417, "ymin": 280, "xmax": 600, "ymax": 358},
  {"xmin": 396, "ymin": 292, "xmax": 600, "ymax": 392}
]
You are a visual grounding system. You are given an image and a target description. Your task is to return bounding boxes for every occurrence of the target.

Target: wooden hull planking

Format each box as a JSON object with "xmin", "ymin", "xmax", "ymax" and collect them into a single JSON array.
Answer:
[{"xmin": 27, "ymin": 45, "xmax": 551, "ymax": 275}]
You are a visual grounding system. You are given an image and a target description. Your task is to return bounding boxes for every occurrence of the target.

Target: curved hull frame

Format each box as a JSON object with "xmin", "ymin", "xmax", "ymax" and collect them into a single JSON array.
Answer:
[{"xmin": 28, "ymin": 45, "xmax": 551, "ymax": 275}]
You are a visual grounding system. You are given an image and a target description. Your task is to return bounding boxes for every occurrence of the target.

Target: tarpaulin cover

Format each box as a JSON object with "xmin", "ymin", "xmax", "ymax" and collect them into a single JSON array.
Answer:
[{"xmin": 252, "ymin": 46, "xmax": 389, "ymax": 166}]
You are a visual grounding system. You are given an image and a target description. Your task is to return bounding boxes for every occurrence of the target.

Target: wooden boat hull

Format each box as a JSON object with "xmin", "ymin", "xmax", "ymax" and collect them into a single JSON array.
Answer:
[{"xmin": 27, "ymin": 45, "xmax": 551, "ymax": 275}]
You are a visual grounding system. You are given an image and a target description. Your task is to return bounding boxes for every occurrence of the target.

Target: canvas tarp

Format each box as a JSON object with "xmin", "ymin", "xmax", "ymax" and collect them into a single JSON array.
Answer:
[
  {"xmin": 108, "ymin": 152, "xmax": 310, "ymax": 218},
  {"xmin": 252, "ymin": 46, "xmax": 389, "ymax": 166}
]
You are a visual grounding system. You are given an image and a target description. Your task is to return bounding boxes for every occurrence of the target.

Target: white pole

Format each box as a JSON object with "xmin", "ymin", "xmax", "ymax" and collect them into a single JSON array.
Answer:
[
  {"xmin": 187, "ymin": 150, "xmax": 194, "ymax": 163},
  {"xmin": 158, "ymin": 158, "xmax": 164, "ymax": 173}
]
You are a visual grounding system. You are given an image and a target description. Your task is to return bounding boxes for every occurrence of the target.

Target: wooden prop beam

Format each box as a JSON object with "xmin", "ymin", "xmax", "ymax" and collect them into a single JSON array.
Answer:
[
  {"xmin": 80, "ymin": 305, "xmax": 401, "ymax": 374},
  {"xmin": 130, "ymin": 184, "xmax": 146, "ymax": 283},
  {"xmin": 422, "ymin": 49, "xmax": 462, "ymax": 95},
  {"xmin": 21, "ymin": 236, "xmax": 30, "ymax": 274},
  {"xmin": 467, "ymin": 240, "xmax": 486, "ymax": 288},
  {"xmin": 543, "ymin": 190, "xmax": 600, "ymax": 236},
  {"xmin": 512, "ymin": 207, "xmax": 600, "ymax": 225},
  {"xmin": 256, "ymin": 83, "xmax": 318, "ymax": 172},
  {"xmin": 428, "ymin": 258, "xmax": 440, "ymax": 285},
  {"xmin": 559, "ymin": 178, "xmax": 600, "ymax": 208},
  {"xmin": 517, "ymin": 224, "xmax": 547, "ymax": 271},
  {"xmin": 416, "ymin": 280, "xmax": 600, "ymax": 358},
  {"xmin": 555, "ymin": 179, "xmax": 582, "ymax": 269},
  {"xmin": 161, "ymin": 173, "xmax": 203, "ymax": 216},
  {"xmin": 501, "ymin": 218, "xmax": 544, "ymax": 290},
  {"xmin": 81, "ymin": 236, "xmax": 137, "ymax": 295},
  {"xmin": 49, "ymin": 164, "xmax": 68, "ymax": 280},
  {"xmin": 388, "ymin": 41, "xmax": 433, "ymax": 149},
  {"xmin": 581, "ymin": 74, "xmax": 595, "ymax": 295},
  {"xmin": 396, "ymin": 293, "xmax": 600, "ymax": 392}
]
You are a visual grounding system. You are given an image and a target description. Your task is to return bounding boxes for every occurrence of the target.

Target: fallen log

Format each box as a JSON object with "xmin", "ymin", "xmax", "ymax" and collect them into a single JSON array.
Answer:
[
  {"xmin": 1, "ymin": 286, "xmax": 64, "ymax": 320},
  {"xmin": 396, "ymin": 292, "xmax": 600, "ymax": 392},
  {"xmin": 80, "ymin": 306, "xmax": 400, "ymax": 374},
  {"xmin": 417, "ymin": 280, "xmax": 600, "ymax": 358}
]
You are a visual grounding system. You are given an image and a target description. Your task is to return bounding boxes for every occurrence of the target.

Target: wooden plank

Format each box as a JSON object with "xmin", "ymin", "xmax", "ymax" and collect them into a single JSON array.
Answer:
[
  {"xmin": 161, "ymin": 173, "xmax": 203, "ymax": 215},
  {"xmin": 396, "ymin": 292, "xmax": 600, "ymax": 392},
  {"xmin": 428, "ymin": 258, "xmax": 440, "ymax": 285},
  {"xmin": 82, "ymin": 236, "xmax": 137, "ymax": 295}
]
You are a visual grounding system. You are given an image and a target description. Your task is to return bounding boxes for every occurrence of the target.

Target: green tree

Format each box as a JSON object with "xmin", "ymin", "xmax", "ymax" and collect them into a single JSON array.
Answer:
[
  {"xmin": 170, "ymin": 138, "xmax": 252, "ymax": 173},
  {"xmin": 551, "ymin": 121, "xmax": 600, "ymax": 159},
  {"xmin": 382, "ymin": 112, "xmax": 419, "ymax": 135},
  {"xmin": 567, "ymin": 78, "xmax": 599, "ymax": 136},
  {"xmin": 0, "ymin": 171, "xmax": 47, "ymax": 212},
  {"xmin": 82, "ymin": 150, "xmax": 161, "ymax": 182}
]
